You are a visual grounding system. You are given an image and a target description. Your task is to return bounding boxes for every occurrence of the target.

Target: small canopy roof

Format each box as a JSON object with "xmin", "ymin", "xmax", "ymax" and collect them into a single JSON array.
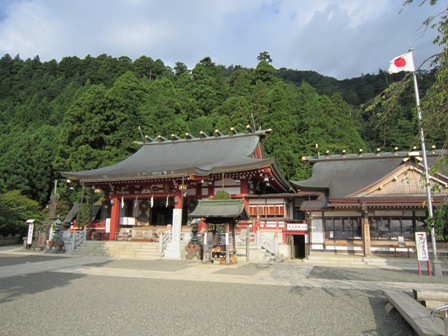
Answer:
[
  {"xmin": 188, "ymin": 199, "xmax": 249, "ymax": 221},
  {"xmin": 63, "ymin": 203, "xmax": 102, "ymax": 225},
  {"xmin": 63, "ymin": 203, "xmax": 80, "ymax": 224}
]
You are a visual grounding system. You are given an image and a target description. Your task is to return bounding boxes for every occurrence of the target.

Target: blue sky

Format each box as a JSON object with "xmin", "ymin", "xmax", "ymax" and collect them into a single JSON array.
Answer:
[{"xmin": 0, "ymin": 0, "xmax": 445, "ymax": 79}]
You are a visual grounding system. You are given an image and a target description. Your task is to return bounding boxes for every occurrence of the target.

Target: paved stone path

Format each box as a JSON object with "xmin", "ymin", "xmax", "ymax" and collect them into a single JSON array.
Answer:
[
  {"xmin": 1, "ymin": 245, "xmax": 447, "ymax": 336},
  {"xmin": 1, "ymin": 245, "xmax": 447, "ymax": 291}
]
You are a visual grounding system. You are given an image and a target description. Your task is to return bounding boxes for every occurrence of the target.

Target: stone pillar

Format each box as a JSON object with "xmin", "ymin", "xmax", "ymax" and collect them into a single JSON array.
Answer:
[{"xmin": 164, "ymin": 189, "xmax": 183, "ymax": 259}]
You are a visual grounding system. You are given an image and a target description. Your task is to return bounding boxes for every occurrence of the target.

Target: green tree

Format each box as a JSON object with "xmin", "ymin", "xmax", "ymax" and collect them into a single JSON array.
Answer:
[
  {"xmin": 254, "ymin": 61, "xmax": 277, "ymax": 84},
  {"xmin": 257, "ymin": 51, "xmax": 273, "ymax": 63},
  {"xmin": 263, "ymin": 84, "xmax": 301, "ymax": 180},
  {"xmin": 139, "ymin": 77, "xmax": 189, "ymax": 137},
  {"xmin": 56, "ymin": 77, "xmax": 142, "ymax": 172},
  {"xmin": 133, "ymin": 55, "xmax": 154, "ymax": 79},
  {"xmin": 214, "ymin": 96, "xmax": 250, "ymax": 132},
  {"xmin": 213, "ymin": 190, "xmax": 231, "ymax": 199},
  {"xmin": 27, "ymin": 125, "xmax": 59, "ymax": 205},
  {"xmin": 228, "ymin": 69, "xmax": 253, "ymax": 96},
  {"xmin": 0, "ymin": 190, "xmax": 42, "ymax": 235},
  {"xmin": 189, "ymin": 116, "xmax": 214, "ymax": 137},
  {"xmin": 249, "ymin": 81, "xmax": 270, "ymax": 128},
  {"xmin": 174, "ymin": 62, "xmax": 189, "ymax": 77},
  {"xmin": 407, "ymin": 0, "xmax": 448, "ymax": 240}
]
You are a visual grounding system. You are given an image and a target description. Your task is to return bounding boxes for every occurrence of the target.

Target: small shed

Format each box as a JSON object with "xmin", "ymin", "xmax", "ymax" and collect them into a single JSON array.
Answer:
[{"xmin": 188, "ymin": 199, "xmax": 249, "ymax": 264}]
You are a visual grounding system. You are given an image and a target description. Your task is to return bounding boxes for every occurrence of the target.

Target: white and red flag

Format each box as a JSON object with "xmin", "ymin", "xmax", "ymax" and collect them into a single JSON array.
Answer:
[{"xmin": 388, "ymin": 51, "xmax": 415, "ymax": 73}]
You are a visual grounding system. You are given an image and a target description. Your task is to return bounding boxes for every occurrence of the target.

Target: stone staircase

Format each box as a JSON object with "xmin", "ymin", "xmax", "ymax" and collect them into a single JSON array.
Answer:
[
  {"xmin": 236, "ymin": 246, "xmax": 278, "ymax": 262},
  {"xmin": 72, "ymin": 240, "xmax": 160, "ymax": 260},
  {"xmin": 71, "ymin": 241, "xmax": 280, "ymax": 262}
]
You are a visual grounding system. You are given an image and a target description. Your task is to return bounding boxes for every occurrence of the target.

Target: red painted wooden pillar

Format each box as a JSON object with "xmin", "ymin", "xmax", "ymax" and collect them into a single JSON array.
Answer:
[
  {"xmin": 240, "ymin": 179, "xmax": 249, "ymax": 194},
  {"xmin": 175, "ymin": 189, "xmax": 183, "ymax": 209},
  {"xmin": 109, "ymin": 196, "xmax": 120, "ymax": 240}
]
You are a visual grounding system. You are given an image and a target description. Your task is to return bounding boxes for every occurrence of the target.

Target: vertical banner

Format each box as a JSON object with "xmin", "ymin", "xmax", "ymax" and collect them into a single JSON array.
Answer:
[
  {"xmin": 105, "ymin": 218, "xmax": 111, "ymax": 233},
  {"xmin": 27, "ymin": 223, "xmax": 34, "ymax": 245},
  {"xmin": 415, "ymin": 232, "xmax": 429, "ymax": 261}
]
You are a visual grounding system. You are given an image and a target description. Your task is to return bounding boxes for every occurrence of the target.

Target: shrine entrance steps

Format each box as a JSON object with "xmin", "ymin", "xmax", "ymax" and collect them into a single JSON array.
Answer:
[
  {"xmin": 236, "ymin": 246, "xmax": 277, "ymax": 262},
  {"xmin": 71, "ymin": 241, "xmax": 278, "ymax": 262},
  {"xmin": 72, "ymin": 240, "xmax": 160, "ymax": 260}
]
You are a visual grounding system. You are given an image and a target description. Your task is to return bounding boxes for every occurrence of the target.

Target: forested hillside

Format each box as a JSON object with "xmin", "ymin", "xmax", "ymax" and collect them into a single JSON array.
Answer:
[{"xmin": 0, "ymin": 52, "xmax": 441, "ymax": 234}]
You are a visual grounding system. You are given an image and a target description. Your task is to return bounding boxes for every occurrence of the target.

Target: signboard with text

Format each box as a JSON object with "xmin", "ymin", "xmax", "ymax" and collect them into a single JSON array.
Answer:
[
  {"xmin": 287, "ymin": 223, "xmax": 308, "ymax": 231},
  {"xmin": 415, "ymin": 232, "xmax": 429, "ymax": 262},
  {"xmin": 26, "ymin": 223, "xmax": 34, "ymax": 245}
]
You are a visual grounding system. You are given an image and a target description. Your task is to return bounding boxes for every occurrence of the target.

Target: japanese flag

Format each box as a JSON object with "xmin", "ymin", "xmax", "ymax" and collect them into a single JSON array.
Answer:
[{"xmin": 388, "ymin": 52, "xmax": 415, "ymax": 73}]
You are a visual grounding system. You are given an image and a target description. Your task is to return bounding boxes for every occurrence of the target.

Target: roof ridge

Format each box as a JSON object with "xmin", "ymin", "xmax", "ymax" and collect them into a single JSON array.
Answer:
[
  {"xmin": 303, "ymin": 149, "xmax": 447, "ymax": 162},
  {"xmin": 134, "ymin": 128, "xmax": 272, "ymax": 146}
]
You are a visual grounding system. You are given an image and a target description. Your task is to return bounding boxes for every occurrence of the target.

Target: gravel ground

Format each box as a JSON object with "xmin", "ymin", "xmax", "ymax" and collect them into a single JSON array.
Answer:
[
  {"xmin": 2, "ymin": 252, "xmax": 446, "ymax": 336},
  {"xmin": 0, "ymin": 254, "xmax": 64, "ymax": 267},
  {"xmin": 0, "ymin": 270, "xmax": 417, "ymax": 336}
]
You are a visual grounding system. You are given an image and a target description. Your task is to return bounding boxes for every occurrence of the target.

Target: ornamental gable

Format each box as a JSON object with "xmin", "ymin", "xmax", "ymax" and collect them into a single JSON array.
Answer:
[{"xmin": 349, "ymin": 164, "xmax": 448, "ymax": 198}]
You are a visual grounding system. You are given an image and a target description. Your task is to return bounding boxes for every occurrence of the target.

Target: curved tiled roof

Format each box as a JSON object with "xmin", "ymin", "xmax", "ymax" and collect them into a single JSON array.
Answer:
[
  {"xmin": 292, "ymin": 158, "xmax": 400, "ymax": 198},
  {"xmin": 188, "ymin": 199, "xmax": 249, "ymax": 220},
  {"xmin": 62, "ymin": 132, "xmax": 275, "ymax": 183},
  {"xmin": 291, "ymin": 151, "xmax": 447, "ymax": 199}
]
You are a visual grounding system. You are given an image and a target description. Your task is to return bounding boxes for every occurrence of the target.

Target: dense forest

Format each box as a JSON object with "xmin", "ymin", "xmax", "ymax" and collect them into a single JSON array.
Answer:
[{"xmin": 0, "ymin": 50, "xmax": 443, "ymax": 235}]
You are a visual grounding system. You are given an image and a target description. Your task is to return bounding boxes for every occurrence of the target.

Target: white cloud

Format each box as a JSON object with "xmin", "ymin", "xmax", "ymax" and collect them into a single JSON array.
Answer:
[
  {"xmin": 281, "ymin": 1, "xmax": 443, "ymax": 78},
  {"xmin": 0, "ymin": 0, "xmax": 444, "ymax": 79}
]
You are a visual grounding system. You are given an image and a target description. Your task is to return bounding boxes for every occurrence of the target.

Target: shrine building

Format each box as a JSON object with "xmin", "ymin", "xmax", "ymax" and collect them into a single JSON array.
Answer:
[
  {"xmin": 62, "ymin": 128, "xmax": 310, "ymax": 259},
  {"xmin": 62, "ymin": 126, "xmax": 448, "ymax": 260},
  {"xmin": 292, "ymin": 148, "xmax": 448, "ymax": 256}
]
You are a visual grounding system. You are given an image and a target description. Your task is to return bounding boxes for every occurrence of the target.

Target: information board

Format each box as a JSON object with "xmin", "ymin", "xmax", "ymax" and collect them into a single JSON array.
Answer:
[{"xmin": 415, "ymin": 232, "xmax": 429, "ymax": 262}]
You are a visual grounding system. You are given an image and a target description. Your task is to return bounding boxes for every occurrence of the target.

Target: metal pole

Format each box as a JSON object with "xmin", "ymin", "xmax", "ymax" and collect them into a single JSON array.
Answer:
[
  {"xmin": 411, "ymin": 51, "xmax": 442, "ymax": 276},
  {"xmin": 445, "ymin": 310, "xmax": 448, "ymax": 336},
  {"xmin": 431, "ymin": 304, "xmax": 448, "ymax": 335}
]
